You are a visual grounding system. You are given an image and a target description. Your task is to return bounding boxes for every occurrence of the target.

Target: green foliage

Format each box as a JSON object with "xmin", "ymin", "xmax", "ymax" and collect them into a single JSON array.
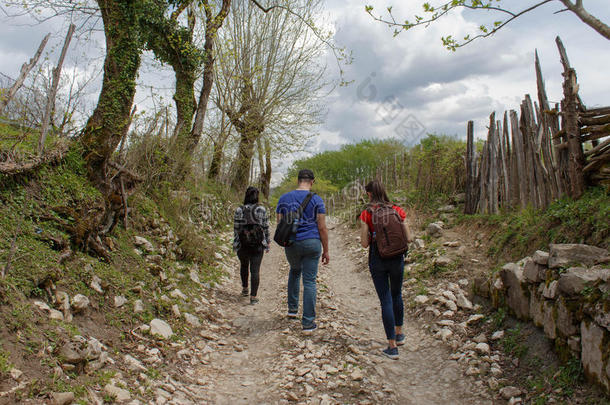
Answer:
[
  {"xmin": 461, "ymin": 187, "xmax": 610, "ymax": 262},
  {"xmin": 490, "ymin": 307, "xmax": 506, "ymax": 329},
  {"xmin": 280, "ymin": 139, "xmax": 404, "ymax": 191},
  {"xmin": 402, "ymin": 134, "xmax": 466, "ymax": 205},
  {"xmin": 271, "ymin": 175, "xmax": 339, "ymax": 206},
  {"xmin": 501, "ymin": 325, "xmax": 529, "ymax": 358},
  {"xmin": 0, "ymin": 121, "xmax": 57, "ymax": 159},
  {"xmin": 527, "ymin": 356, "xmax": 586, "ymax": 402},
  {"xmin": 0, "ymin": 347, "xmax": 12, "ymax": 375},
  {"xmin": 275, "ymin": 135, "xmax": 466, "ymax": 210}
]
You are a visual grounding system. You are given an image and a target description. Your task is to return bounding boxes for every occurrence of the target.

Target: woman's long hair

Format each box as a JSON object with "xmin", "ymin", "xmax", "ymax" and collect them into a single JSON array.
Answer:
[
  {"xmin": 244, "ymin": 186, "xmax": 260, "ymax": 205},
  {"xmin": 365, "ymin": 180, "xmax": 391, "ymax": 205}
]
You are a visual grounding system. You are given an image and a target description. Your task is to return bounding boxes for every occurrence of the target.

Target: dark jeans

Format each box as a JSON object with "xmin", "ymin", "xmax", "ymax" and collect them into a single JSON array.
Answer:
[
  {"xmin": 285, "ymin": 238, "xmax": 322, "ymax": 327},
  {"xmin": 237, "ymin": 248, "xmax": 263, "ymax": 297},
  {"xmin": 369, "ymin": 243, "xmax": 404, "ymax": 340}
]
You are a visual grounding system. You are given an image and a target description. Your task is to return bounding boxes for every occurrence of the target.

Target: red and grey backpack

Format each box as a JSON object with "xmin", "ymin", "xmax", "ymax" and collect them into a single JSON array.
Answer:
[{"xmin": 369, "ymin": 204, "xmax": 408, "ymax": 259}]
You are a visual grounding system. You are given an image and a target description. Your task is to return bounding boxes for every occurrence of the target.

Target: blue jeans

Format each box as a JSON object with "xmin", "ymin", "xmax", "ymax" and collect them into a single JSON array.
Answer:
[
  {"xmin": 285, "ymin": 238, "xmax": 322, "ymax": 327},
  {"xmin": 369, "ymin": 243, "xmax": 404, "ymax": 340}
]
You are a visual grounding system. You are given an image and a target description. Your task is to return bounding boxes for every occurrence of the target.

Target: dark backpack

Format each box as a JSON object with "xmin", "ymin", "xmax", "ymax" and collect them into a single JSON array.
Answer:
[
  {"xmin": 274, "ymin": 192, "xmax": 315, "ymax": 247},
  {"xmin": 239, "ymin": 205, "xmax": 265, "ymax": 249},
  {"xmin": 369, "ymin": 204, "xmax": 408, "ymax": 259}
]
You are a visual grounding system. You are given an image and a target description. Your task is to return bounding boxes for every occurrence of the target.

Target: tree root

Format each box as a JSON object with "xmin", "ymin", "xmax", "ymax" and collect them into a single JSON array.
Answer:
[{"xmin": 0, "ymin": 141, "xmax": 69, "ymax": 176}]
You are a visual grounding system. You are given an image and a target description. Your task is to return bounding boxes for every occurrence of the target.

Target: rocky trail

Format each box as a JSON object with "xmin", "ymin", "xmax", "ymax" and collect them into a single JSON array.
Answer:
[
  {"xmin": 5, "ymin": 214, "xmax": 589, "ymax": 404},
  {"xmin": 170, "ymin": 218, "xmax": 498, "ymax": 404}
]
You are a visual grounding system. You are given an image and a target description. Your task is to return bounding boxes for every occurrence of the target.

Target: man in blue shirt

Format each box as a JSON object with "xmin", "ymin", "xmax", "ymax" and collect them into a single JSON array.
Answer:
[{"xmin": 276, "ymin": 169, "xmax": 330, "ymax": 334}]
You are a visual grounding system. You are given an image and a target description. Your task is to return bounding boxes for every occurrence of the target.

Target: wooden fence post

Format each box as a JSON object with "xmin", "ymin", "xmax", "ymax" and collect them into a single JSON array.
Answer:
[
  {"xmin": 465, "ymin": 121, "xmax": 477, "ymax": 214},
  {"xmin": 557, "ymin": 36, "xmax": 585, "ymax": 199}
]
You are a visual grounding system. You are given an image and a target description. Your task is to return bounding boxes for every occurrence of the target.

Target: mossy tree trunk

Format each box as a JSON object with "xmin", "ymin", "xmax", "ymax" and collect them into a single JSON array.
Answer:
[
  {"xmin": 228, "ymin": 109, "xmax": 264, "ymax": 193},
  {"xmin": 80, "ymin": 0, "xmax": 143, "ymax": 192}
]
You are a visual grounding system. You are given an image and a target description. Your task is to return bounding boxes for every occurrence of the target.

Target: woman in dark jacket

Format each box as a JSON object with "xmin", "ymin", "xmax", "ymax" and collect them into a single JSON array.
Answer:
[
  {"xmin": 359, "ymin": 180, "xmax": 414, "ymax": 359},
  {"xmin": 233, "ymin": 186, "xmax": 270, "ymax": 304}
]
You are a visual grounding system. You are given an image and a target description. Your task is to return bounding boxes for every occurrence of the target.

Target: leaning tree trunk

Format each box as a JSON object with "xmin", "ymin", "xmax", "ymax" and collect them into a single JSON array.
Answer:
[
  {"xmin": 80, "ymin": 0, "xmax": 143, "ymax": 192},
  {"xmin": 188, "ymin": 0, "xmax": 231, "ymax": 153}
]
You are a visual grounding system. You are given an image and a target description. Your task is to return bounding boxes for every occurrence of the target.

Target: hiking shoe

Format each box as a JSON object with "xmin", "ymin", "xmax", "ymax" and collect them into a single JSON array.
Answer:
[
  {"xmin": 287, "ymin": 311, "xmax": 298, "ymax": 319},
  {"xmin": 396, "ymin": 333, "xmax": 406, "ymax": 346},
  {"xmin": 250, "ymin": 297, "xmax": 259, "ymax": 305},
  {"xmin": 241, "ymin": 288, "xmax": 249, "ymax": 297},
  {"xmin": 302, "ymin": 323, "xmax": 317, "ymax": 334},
  {"xmin": 381, "ymin": 346, "xmax": 399, "ymax": 360}
]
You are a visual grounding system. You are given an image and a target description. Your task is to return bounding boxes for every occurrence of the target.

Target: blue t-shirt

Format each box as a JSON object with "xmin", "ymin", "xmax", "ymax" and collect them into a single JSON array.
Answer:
[{"xmin": 276, "ymin": 190, "xmax": 326, "ymax": 241}]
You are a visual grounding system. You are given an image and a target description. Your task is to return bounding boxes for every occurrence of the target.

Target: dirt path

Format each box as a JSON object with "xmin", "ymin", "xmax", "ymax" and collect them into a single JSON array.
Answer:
[{"xmin": 195, "ymin": 218, "xmax": 494, "ymax": 404}]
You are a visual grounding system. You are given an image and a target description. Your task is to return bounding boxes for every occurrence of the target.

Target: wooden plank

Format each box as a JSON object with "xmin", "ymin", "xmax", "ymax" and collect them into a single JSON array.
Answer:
[
  {"xmin": 536, "ymin": 101, "xmax": 559, "ymax": 200},
  {"xmin": 510, "ymin": 110, "xmax": 527, "ymax": 208},
  {"xmin": 581, "ymin": 107, "xmax": 610, "ymax": 117},
  {"xmin": 465, "ymin": 121, "xmax": 477, "ymax": 214},
  {"xmin": 585, "ymin": 137, "xmax": 610, "ymax": 157},
  {"xmin": 583, "ymin": 152, "xmax": 610, "ymax": 173},
  {"xmin": 527, "ymin": 95, "xmax": 548, "ymax": 208},
  {"xmin": 580, "ymin": 123, "xmax": 610, "ymax": 134},
  {"xmin": 582, "ymin": 132, "xmax": 610, "ymax": 143},
  {"xmin": 488, "ymin": 113, "xmax": 499, "ymax": 214},
  {"xmin": 579, "ymin": 114, "xmax": 610, "ymax": 126},
  {"xmin": 503, "ymin": 112, "xmax": 514, "ymax": 205},
  {"xmin": 498, "ymin": 119, "xmax": 510, "ymax": 207},
  {"xmin": 478, "ymin": 140, "xmax": 489, "ymax": 213},
  {"xmin": 521, "ymin": 97, "xmax": 539, "ymax": 208}
]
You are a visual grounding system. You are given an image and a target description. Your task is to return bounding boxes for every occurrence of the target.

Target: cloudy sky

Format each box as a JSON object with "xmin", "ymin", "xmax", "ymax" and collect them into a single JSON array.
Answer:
[
  {"xmin": 1, "ymin": 1, "xmax": 609, "ymax": 184},
  {"xmin": 316, "ymin": 0, "xmax": 610, "ymax": 148}
]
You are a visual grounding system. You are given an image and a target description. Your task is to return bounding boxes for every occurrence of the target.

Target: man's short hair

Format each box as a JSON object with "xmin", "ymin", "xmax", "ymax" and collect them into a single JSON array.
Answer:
[{"xmin": 298, "ymin": 169, "xmax": 315, "ymax": 181}]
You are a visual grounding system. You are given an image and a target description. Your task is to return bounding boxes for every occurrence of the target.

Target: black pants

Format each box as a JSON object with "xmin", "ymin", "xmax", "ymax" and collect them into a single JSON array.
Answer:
[{"xmin": 237, "ymin": 248, "xmax": 264, "ymax": 296}]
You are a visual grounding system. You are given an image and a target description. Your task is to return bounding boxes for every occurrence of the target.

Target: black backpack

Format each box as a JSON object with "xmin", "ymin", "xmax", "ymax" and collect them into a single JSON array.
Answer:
[
  {"xmin": 239, "ymin": 205, "xmax": 265, "ymax": 249},
  {"xmin": 274, "ymin": 193, "xmax": 315, "ymax": 247}
]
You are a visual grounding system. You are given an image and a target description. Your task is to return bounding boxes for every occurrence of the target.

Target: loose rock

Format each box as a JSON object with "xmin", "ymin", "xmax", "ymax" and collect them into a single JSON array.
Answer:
[
  {"xmin": 71, "ymin": 294, "xmax": 90, "ymax": 313},
  {"xmin": 150, "ymin": 319, "xmax": 173, "ymax": 339},
  {"xmin": 51, "ymin": 392, "xmax": 75, "ymax": 405}
]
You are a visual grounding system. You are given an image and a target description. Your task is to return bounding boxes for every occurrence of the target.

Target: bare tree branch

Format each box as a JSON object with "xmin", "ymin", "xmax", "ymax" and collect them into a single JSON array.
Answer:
[
  {"xmin": 559, "ymin": 0, "xmax": 610, "ymax": 40},
  {"xmin": 364, "ymin": 0, "xmax": 610, "ymax": 50},
  {"xmin": 38, "ymin": 23, "xmax": 75, "ymax": 155},
  {"xmin": 0, "ymin": 33, "xmax": 50, "ymax": 116}
]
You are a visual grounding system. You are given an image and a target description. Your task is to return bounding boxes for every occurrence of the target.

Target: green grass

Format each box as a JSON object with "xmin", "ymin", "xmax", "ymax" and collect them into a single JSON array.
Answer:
[
  {"xmin": 526, "ymin": 356, "xmax": 585, "ymax": 402},
  {"xmin": 0, "ymin": 121, "xmax": 60, "ymax": 158},
  {"xmin": 457, "ymin": 187, "xmax": 610, "ymax": 262},
  {"xmin": 0, "ymin": 347, "xmax": 12, "ymax": 375},
  {"xmin": 501, "ymin": 325, "xmax": 529, "ymax": 358},
  {"xmin": 0, "ymin": 127, "xmax": 238, "ymax": 401},
  {"xmin": 490, "ymin": 307, "xmax": 507, "ymax": 329}
]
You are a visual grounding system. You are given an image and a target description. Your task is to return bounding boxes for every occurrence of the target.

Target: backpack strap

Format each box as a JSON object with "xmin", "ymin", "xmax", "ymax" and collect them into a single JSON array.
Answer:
[{"xmin": 296, "ymin": 192, "xmax": 315, "ymax": 220}]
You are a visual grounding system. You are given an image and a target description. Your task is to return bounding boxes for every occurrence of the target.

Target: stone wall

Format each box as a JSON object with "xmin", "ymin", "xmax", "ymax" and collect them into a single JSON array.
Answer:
[{"xmin": 475, "ymin": 243, "xmax": 610, "ymax": 392}]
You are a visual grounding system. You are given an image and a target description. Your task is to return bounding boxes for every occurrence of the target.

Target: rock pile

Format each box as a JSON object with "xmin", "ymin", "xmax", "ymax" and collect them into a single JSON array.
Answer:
[{"xmin": 406, "ymin": 278, "xmax": 519, "ymax": 400}]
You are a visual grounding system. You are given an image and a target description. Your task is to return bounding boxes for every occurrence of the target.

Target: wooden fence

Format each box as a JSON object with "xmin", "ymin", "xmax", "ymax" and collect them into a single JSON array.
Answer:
[{"xmin": 464, "ymin": 37, "xmax": 610, "ymax": 215}]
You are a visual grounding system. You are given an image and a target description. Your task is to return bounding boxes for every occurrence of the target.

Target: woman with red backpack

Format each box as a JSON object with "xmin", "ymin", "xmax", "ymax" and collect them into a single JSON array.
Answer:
[
  {"xmin": 233, "ymin": 186, "xmax": 270, "ymax": 305},
  {"xmin": 359, "ymin": 180, "xmax": 414, "ymax": 359}
]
